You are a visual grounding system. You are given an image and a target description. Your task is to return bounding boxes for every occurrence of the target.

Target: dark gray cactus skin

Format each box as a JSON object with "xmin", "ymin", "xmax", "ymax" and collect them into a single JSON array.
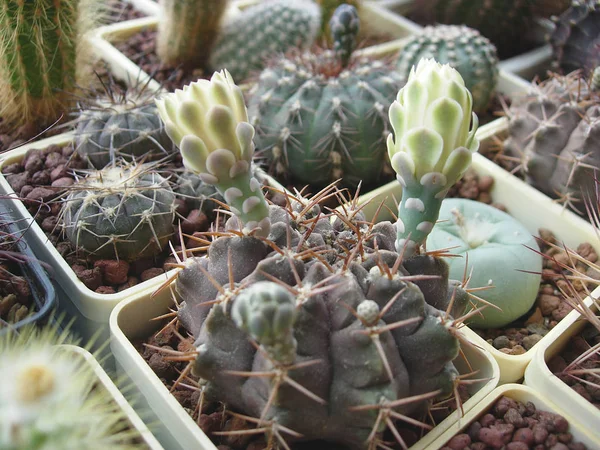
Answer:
[
  {"xmin": 174, "ymin": 171, "xmax": 224, "ymax": 216},
  {"xmin": 75, "ymin": 103, "xmax": 174, "ymax": 170},
  {"xmin": 174, "ymin": 201, "xmax": 469, "ymax": 448},
  {"xmin": 551, "ymin": 0, "xmax": 600, "ymax": 74}
]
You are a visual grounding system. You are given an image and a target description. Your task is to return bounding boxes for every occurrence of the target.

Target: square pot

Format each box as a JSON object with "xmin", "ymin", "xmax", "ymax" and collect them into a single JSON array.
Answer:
[
  {"xmin": 428, "ymin": 384, "xmax": 599, "ymax": 448},
  {"xmin": 110, "ymin": 283, "xmax": 500, "ymax": 450},
  {"xmin": 352, "ymin": 124, "xmax": 600, "ymax": 384},
  {"xmin": 524, "ymin": 305, "xmax": 600, "ymax": 439}
]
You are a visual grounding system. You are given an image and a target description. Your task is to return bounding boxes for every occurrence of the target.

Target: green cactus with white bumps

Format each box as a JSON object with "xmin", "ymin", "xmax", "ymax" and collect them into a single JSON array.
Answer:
[
  {"xmin": 396, "ymin": 25, "xmax": 499, "ymax": 113},
  {"xmin": 209, "ymin": 0, "xmax": 321, "ymax": 82},
  {"xmin": 157, "ymin": 0, "xmax": 229, "ymax": 69},
  {"xmin": 0, "ymin": 0, "xmax": 98, "ymax": 127},
  {"xmin": 247, "ymin": 5, "xmax": 405, "ymax": 189},
  {"xmin": 60, "ymin": 162, "xmax": 176, "ymax": 261},
  {"xmin": 75, "ymin": 96, "xmax": 174, "ymax": 169},
  {"xmin": 387, "ymin": 58, "xmax": 479, "ymax": 257},
  {"xmin": 156, "ymin": 70, "xmax": 271, "ymax": 237}
]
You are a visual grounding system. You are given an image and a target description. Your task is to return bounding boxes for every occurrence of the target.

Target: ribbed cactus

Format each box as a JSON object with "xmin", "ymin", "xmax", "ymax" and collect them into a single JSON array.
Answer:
[
  {"xmin": 316, "ymin": 0, "xmax": 360, "ymax": 38},
  {"xmin": 396, "ymin": 25, "xmax": 499, "ymax": 113},
  {"xmin": 502, "ymin": 70, "xmax": 600, "ymax": 214},
  {"xmin": 550, "ymin": 0, "xmax": 600, "ymax": 73},
  {"xmin": 410, "ymin": 0, "xmax": 536, "ymax": 59},
  {"xmin": 174, "ymin": 170, "xmax": 224, "ymax": 216},
  {"xmin": 0, "ymin": 0, "xmax": 97, "ymax": 127},
  {"xmin": 209, "ymin": 0, "xmax": 322, "ymax": 82},
  {"xmin": 246, "ymin": 5, "xmax": 405, "ymax": 189},
  {"xmin": 75, "ymin": 97, "xmax": 174, "ymax": 169},
  {"xmin": 60, "ymin": 162, "xmax": 176, "ymax": 261},
  {"xmin": 156, "ymin": 0, "xmax": 229, "ymax": 69}
]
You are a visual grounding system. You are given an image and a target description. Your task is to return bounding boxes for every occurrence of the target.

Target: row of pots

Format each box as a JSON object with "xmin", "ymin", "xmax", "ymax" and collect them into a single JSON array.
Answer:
[{"xmin": 1, "ymin": 1, "xmax": 598, "ymax": 448}]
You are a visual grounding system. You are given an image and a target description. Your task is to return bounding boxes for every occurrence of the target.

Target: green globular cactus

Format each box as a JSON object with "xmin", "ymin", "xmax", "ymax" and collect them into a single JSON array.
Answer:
[
  {"xmin": 246, "ymin": 6, "xmax": 405, "ymax": 189},
  {"xmin": 60, "ymin": 162, "xmax": 176, "ymax": 261},
  {"xmin": 550, "ymin": 0, "xmax": 600, "ymax": 74},
  {"xmin": 156, "ymin": 0, "xmax": 229, "ymax": 69},
  {"xmin": 174, "ymin": 170, "xmax": 224, "ymax": 216},
  {"xmin": 410, "ymin": 0, "xmax": 536, "ymax": 59},
  {"xmin": 172, "ymin": 195, "xmax": 470, "ymax": 449},
  {"xmin": 75, "ymin": 97, "xmax": 175, "ymax": 170},
  {"xmin": 0, "ymin": 0, "xmax": 97, "ymax": 127},
  {"xmin": 396, "ymin": 25, "xmax": 499, "ymax": 113},
  {"xmin": 387, "ymin": 59, "xmax": 479, "ymax": 257},
  {"xmin": 502, "ymin": 71, "xmax": 600, "ymax": 214},
  {"xmin": 208, "ymin": 0, "xmax": 322, "ymax": 82},
  {"xmin": 427, "ymin": 198, "xmax": 542, "ymax": 328},
  {"xmin": 316, "ymin": 0, "xmax": 361, "ymax": 39},
  {"xmin": 0, "ymin": 324, "xmax": 144, "ymax": 449}
]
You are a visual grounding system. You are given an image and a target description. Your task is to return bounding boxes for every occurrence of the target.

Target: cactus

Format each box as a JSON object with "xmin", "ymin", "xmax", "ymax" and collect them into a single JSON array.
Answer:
[
  {"xmin": 387, "ymin": 59, "xmax": 479, "ymax": 257},
  {"xmin": 550, "ymin": 0, "xmax": 600, "ymax": 74},
  {"xmin": 60, "ymin": 162, "xmax": 176, "ymax": 261},
  {"xmin": 395, "ymin": 25, "xmax": 499, "ymax": 113},
  {"xmin": 0, "ymin": 324, "xmax": 144, "ymax": 449},
  {"xmin": 156, "ymin": 0, "xmax": 229, "ymax": 69},
  {"xmin": 209, "ymin": 0, "xmax": 322, "ymax": 82},
  {"xmin": 75, "ymin": 95, "xmax": 175, "ymax": 170},
  {"xmin": 427, "ymin": 198, "xmax": 542, "ymax": 328},
  {"xmin": 410, "ymin": 0, "xmax": 536, "ymax": 59},
  {"xmin": 316, "ymin": 0, "xmax": 361, "ymax": 39},
  {"xmin": 0, "ymin": 0, "xmax": 99, "ymax": 127},
  {"xmin": 174, "ymin": 170, "xmax": 224, "ymax": 216},
  {"xmin": 153, "ymin": 63, "xmax": 487, "ymax": 449},
  {"xmin": 502, "ymin": 70, "xmax": 600, "ymax": 214},
  {"xmin": 246, "ymin": 6, "xmax": 405, "ymax": 189}
]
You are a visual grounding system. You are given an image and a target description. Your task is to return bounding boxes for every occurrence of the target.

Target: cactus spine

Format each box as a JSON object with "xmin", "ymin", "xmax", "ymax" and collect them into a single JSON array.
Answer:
[
  {"xmin": 0, "ymin": 0, "xmax": 96, "ymax": 127},
  {"xmin": 157, "ymin": 0, "xmax": 229, "ymax": 69}
]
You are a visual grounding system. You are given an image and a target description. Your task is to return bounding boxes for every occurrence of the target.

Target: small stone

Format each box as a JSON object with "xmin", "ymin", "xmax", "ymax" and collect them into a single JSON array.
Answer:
[
  {"xmin": 117, "ymin": 276, "xmax": 139, "ymax": 292},
  {"xmin": 51, "ymin": 177, "xmax": 74, "ymax": 188},
  {"xmin": 480, "ymin": 413, "xmax": 496, "ymax": 428},
  {"xmin": 147, "ymin": 351, "xmax": 171, "ymax": 378},
  {"xmin": 552, "ymin": 302, "xmax": 573, "ymax": 321},
  {"xmin": 539, "ymin": 294, "xmax": 560, "ymax": 315},
  {"xmin": 5, "ymin": 171, "xmax": 30, "ymax": 193},
  {"xmin": 504, "ymin": 407, "xmax": 525, "ymax": 427},
  {"xmin": 526, "ymin": 322, "xmax": 549, "ymax": 336},
  {"xmin": 513, "ymin": 427, "xmax": 534, "ymax": 446},
  {"xmin": 506, "ymin": 442, "xmax": 530, "ymax": 450},
  {"xmin": 95, "ymin": 286, "xmax": 116, "ymax": 294},
  {"xmin": 50, "ymin": 164, "xmax": 68, "ymax": 181},
  {"xmin": 24, "ymin": 153, "xmax": 44, "ymax": 172},
  {"xmin": 533, "ymin": 424, "xmax": 549, "ymax": 444},
  {"xmin": 479, "ymin": 427, "xmax": 504, "ymax": 448},
  {"xmin": 24, "ymin": 187, "xmax": 56, "ymax": 205},
  {"xmin": 41, "ymin": 216, "xmax": 59, "ymax": 233},
  {"xmin": 446, "ymin": 434, "xmax": 471, "ymax": 450},
  {"xmin": 31, "ymin": 170, "xmax": 50, "ymax": 186},
  {"xmin": 493, "ymin": 335, "xmax": 511, "ymax": 349},
  {"xmin": 140, "ymin": 267, "xmax": 164, "ymax": 282},
  {"xmin": 94, "ymin": 259, "xmax": 130, "ymax": 285},
  {"xmin": 522, "ymin": 334, "xmax": 543, "ymax": 350},
  {"xmin": 468, "ymin": 420, "xmax": 482, "ymax": 441}
]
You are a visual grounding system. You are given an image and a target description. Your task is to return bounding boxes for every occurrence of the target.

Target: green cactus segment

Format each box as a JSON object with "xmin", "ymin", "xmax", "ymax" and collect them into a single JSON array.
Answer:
[
  {"xmin": 0, "ymin": 0, "xmax": 78, "ymax": 124},
  {"xmin": 61, "ymin": 163, "xmax": 176, "ymax": 261},
  {"xmin": 388, "ymin": 59, "xmax": 479, "ymax": 256},
  {"xmin": 174, "ymin": 192, "xmax": 467, "ymax": 447},
  {"xmin": 427, "ymin": 198, "xmax": 542, "ymax": 328},
  {"xmin": 75, "ymin": 101, "xmax": 174, "ymax": 169},
  {"xmin": 317, "ymin": 0, "xmax": 360, "ymax": 37},
  {"xmin": 209, "ymin": 0, "xmax": 322, "ymax": 82},
  {"xmin": 157, "ymin": 0, "xmax": 229, "ymax": 68},
  {"xmin": 175, "ymin": 171, "xmax": 224, "ymax": 214},
  {"xmin": 411, "ymin": 0, "xmax": 535, "ymax": 59},
  {"xmin": 503, "ymin": 71, "xmax": 600, "ymax": 213},
  {"xmin": 330, "ymin": 4, "xmax": 360, "ymax": 68},
  {"xmin": 232, "ymin": 281, "xmax": 298, "ymax": 365},
  {"xmin": 248, "ymin": 54, "xmax": 404, "ymax": 188},
  {"xmin": 396, "ymin": 25, "xmax": 499, "ymax": 113},
  {"xmin": 550, "ymin": 0, "xmax": 600, "ymax": 73}
]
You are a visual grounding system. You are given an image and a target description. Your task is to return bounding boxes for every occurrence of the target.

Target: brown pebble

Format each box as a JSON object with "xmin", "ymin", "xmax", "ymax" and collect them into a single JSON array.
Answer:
[
  {"xmin": 533, "ymin": 424, "xmax": 549, "ymax": 444},
  {"xmin": 24, "ymin": 154, "xmax": 44, "ymax": 173},
  {"xmin": 31, "ymin": 170, "xmax": 50, "ymax": 186},
  {"xmin": 51, "ymin": 177, "xmax": 74, "ymax": 188},
  {"xmin": 78, "ymin": 267, "xmax": 103, "ymax": 291},
  {"xmin": 94, "ymin": 259, "xmax": 130, "ymax": 285},
  {"xmin": 539, "ymin": 294, "xmax": 560, "ymax": 315},
  {"xmin": 5, "ymin": 171, "xmax": 30, "ymax": 193},
  {"xmin": 479, "ymin": 427, "xmax": 504, "ymax": 448},
  {"xmin": 198, "ymin": 411, "xmax": 223, "ymax": 435},
  {"xmin": 117, "ymin": 276, "xmax": 139, "ymax": 292},
  {"xmin": 513, "ymin": 427, "xmax": 534, "ymax": 446},
  {"xmin": 95, "ymin": 286, "xmax": 116, "ymax": 294},
  {"xmin": 147, "ymin": 352, "xmax": 172, "ymax": 378},
  {"xmin": 41, "ymin": 216, "xmax": 59, "ymax": 232},
  {"xmin": 140, "ymin": 267, "xmax": 164, "ymax": 282},
  {"xmin": 181, "ymin": 209, "xmax": 208, "ymax": 234},
  {"xmin": 480, "ymin": 413, "xmax": 495, "ymax": 428},
  {"xmin": 24, "ymin": 187, "xmax": 56, "ymax": 205},
  {"xmin": 446, "ymin": 433, "xmax": 471, "ymax": 449},
  {"xmin": 504, "ymin": 407, "xmax": 525, "ymax": 428},
  {"xmin": 506, "ymin": 442, "xmax": 529, "ymax": 450},
  {"xmin": 50, "ymin": 164, "xmax": 68, "ymax": 181}
]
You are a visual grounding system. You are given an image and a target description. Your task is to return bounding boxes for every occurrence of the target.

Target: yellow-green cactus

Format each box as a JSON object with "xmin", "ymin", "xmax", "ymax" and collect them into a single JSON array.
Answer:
[{"xmin": 387, "ymin": 58, "xmax": 479, "ymax": 256}]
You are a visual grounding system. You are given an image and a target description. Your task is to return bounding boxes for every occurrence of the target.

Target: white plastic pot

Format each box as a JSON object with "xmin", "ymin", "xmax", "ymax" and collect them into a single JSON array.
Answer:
[
  {"xmin": 62, "ymin": 344, "xmax": 164, "ymax": 449},
  {"xmin": 110, "ymin": 283, "xmax": 500, "ymax": 450},
  {"xmin": 524, "ymin": 307, "xmax": 600, "ymax": 439},
  {"xmin": 354, "ymin": 122, "xmax": 600, "ymax": 384},
  {"xmin": 0, "ymin": 133, "xmax": 285, "ymax": 369},
  {"xmin": 428, "ymin": 384, "xmax": 599, "ymax": 448}
]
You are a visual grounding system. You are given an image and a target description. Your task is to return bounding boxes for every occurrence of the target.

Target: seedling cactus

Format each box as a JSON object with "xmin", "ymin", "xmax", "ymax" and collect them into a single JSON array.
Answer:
[
  {"xmin": 0, "ymin": 0, "xmax": 99, "ymax": 127},
  {"xmin": 153, "ymin": 59, "xmax": 486, "ymax": 449},
  {"xmin": 247, "ymin": 5, "xmax": 404, "ymax": 189},
  {"xmin": 157, "ymin": 0, "xmax": 229, "ymax": 69},
  {"xmin": 60, "ymin": 162, "xmax": 176, "ymax": 261}
]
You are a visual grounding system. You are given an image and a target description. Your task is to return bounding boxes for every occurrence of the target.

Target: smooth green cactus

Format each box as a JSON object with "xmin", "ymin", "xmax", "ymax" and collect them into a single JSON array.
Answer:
[
  {"xmin": 550, "ymin": 0, "xmax": 600, "ymax": 74},
  {"xmin": 387, "ymin": 58, "xmax": 479, "ymax": 257},
  {"xmin": 410, "ymin": 0, "xmax": 536, "ymax": 59},
  {"xmin": 75, "ymin": 96, "xmax": 174, "ymax": 169},
  {"xmin": 156, "ymin": 70, "xmax": 271, "ymax": 237},
  {"xmin": 60, "ymin": 162, "xmax": 176, "ymax": 261},
  {"xmin": 396, "ymin": 25, "xmax": 499, "ymax": 113},
  {"xmin": 502, "ymin": 70, "xmax": 600, "ymax": 214},
  {"xmin": 246, "ymin": 7, "xmax": 405, "ymax": 189},
  {"xmin": 0, "ymin": 324, "xmax": 144, "ymax": 449},
  {"xmin": 156, "ymin": 0, "xmax": 229, "ymax": 69},
  {"xmin": 427, "ymin": 198, "xmax": 542, "ymax": 328},
  {"xmin": 0, "ymin": 0, "xmax": 98, "ymax": 127},
  {"xmin": 208, "ymin": 0, "xmax": 321, "ymax": 82}
]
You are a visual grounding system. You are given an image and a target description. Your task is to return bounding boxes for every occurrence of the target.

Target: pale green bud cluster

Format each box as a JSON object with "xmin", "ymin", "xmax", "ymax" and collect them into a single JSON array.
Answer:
[
  {"xmin": 156, "ymin": 70, "xmax": 270, "ymax": 236},
  {"xmin": 387, "ymin": 58, "xmax": 479, "ymax": 255}
]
